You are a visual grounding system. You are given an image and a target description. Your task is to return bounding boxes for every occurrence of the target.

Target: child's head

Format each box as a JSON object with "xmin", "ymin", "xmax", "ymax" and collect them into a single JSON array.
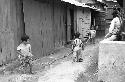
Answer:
[
  {"xmin": 75, "ymin": 32, "xmax": 80, "ymax": 38},
  {"xmin": 91, "ymin": 25, "xmax": 94, "ymax": 30},
  {"xmin": 21, "ymin": 35, "xmax": 30, "ymax": 43},
  {"xmin": 112, "ymin": 10, "xmax": 119, "ymax": 18}
]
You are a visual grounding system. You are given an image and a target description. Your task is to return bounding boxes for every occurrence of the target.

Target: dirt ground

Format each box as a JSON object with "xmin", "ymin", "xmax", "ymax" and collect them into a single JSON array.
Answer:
[{"xmin": 0, "ymin": 43, "xmax": 99, "ymax": 82}]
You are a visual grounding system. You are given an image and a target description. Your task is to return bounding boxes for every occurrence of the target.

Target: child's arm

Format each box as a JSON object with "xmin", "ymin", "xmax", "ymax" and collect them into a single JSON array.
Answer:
[
  {"xmin": 71, "ymin": 40, "xmax": 75, "ymax": 51},
  {"xmin": 17, "ymin": 50, "xmax": 25, "ymax": 59},
  {"xmin": 17, "ymin": 50, "xmax": 21, "ymax": 55},
  {"xmin": 29, "ymin": 44, "xmax": 32, "ymax": 53},
  {"xmin": 28, "ymin": 44, "xmax": 33, "ymax": 57},
  {"xmin": 17, "ymin": 44, "xmax": 24, "ymax": 57}
]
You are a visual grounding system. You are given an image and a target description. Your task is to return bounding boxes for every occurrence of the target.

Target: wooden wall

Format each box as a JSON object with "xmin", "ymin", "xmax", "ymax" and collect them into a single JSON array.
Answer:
[
  {"xmin": 23, "ymin": 0, "xmax": 67, "ymax": 57},
  {"xmin": 67, "ymin": 9, "xmax": 71, "ymax": 41},
  {"xmin": 0, "ymin": 0, "xmax": 24, "ymax": 65},
  {"xmin": 76, "ymin": 7, "xmax": 91, "ymax": 41},
  {"xmin": 123, "ymin": 0, "xmax": 125, "ymax": 32},
  {"xmin": 95, "ymin": 12, "xmax": 106, "ymax": 38}
]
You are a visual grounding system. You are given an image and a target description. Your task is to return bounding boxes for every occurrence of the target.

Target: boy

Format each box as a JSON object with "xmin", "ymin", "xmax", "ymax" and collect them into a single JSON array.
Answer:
[
  {"xmin": 72, "ymin": 32, "xmax": 83, "ymax": 62},
  {"xmin": 90, "ymin": 29, "xmax": 96, "ymax": 44},
  {"xmin": 89, "ymin": 25, "xmax": 96, "ymax": 44},
  {"xmin": 17, "ymin": 35, "xmax": 33, "ymax": 74}
]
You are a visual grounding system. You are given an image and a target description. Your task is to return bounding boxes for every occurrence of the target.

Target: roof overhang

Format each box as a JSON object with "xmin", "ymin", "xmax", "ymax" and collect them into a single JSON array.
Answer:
[
  {"xmin": 60, "ymin": 0, "xmax": 106, "ymax": 12},
  {"xmin": 61, "ymin": 0, "xmax": 90, "ymax": 7}
]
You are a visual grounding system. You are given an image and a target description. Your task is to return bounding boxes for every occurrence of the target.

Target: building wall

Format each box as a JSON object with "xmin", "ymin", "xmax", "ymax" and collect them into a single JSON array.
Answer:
[
  {"xmin": 99, "ymin": 41, "xmax": 125, "ymax": 82},
  {"xmin": 95, "ymin": 12, "xmax": 106, "ymax": 37},
  {"xmin": 23, "ymin": 0, "xmax": 67, "ymax": 57},
  {"xmin": 0, "ymin": 0, "xmax": 24, "ymax": 65},
  {"xmin": 76, "ymin": 7, "xmax": 91, "ymax": 41},
  {"xmin": 123, "ymin": 0, "xmax": 125, "ymax": 32},
  {"xmin": 105, "ymin": 1, "xmax": 120, "ymax": 20}
]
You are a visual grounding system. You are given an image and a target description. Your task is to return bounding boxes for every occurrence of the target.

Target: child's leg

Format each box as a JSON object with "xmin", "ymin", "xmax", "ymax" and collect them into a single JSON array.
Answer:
[
  {"xmin": 91, "ymin": 38, "xmax": 94, "ymax": 44},
  {"xmin": 76, "ymin": 50, "xmax": 81, "ymax": 62},
  {"xmin": 27, "ymin": 57, "xmax": 33, "ymax": 74},
  {"xmin": 73, "ymin": 51, "xmax": 77, "ymax": 62},
  {"xmin": 29, "ymin": 62, "xmax": 33, "ymax": 74},
  {"xmin": 76, "ymin": 51, "xmax": 78, "ymax": 62}
]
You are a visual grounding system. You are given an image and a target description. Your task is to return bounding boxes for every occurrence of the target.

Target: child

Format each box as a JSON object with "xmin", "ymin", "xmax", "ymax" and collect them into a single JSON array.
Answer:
[
  {"xmin": 89, "ymin": 25, "xmax": 96, "ymax": 44},
  {"xmin": 17, "ymin": 35, "xmax": 33, "ymax": 74},
  {"xmin": 72, "ymin": 32, "xmax": 83, "ymax": 62}
]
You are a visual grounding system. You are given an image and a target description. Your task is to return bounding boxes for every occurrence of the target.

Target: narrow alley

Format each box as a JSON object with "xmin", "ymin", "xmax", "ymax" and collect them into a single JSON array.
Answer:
[
  {"xmin": 0, "ymin": 0, "xmax": 124, "ymax": 82},
  {"xmin": 0, "ymin": 43, "xmax": 99, "ymax": 82}
]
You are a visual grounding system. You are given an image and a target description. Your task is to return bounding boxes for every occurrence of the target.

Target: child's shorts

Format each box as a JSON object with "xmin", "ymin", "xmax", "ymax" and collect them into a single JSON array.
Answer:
[
  {"xmin": 19, "ymin": 56, "xmax": 32, "ymax": 64},
  {"xmin": 73, "ymin": 49, "xmax": 81, "ymax": 57}
]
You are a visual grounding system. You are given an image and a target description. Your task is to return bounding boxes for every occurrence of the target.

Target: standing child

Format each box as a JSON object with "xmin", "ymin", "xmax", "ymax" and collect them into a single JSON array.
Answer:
[
  {"xmin": 89, "ymin": 25, "xmax": 96, "ymax": 44},
  {"xmin": 17, "ymin": 35, "xmax": 33, "ymax": 74},
  {"xmin": 72, "ymin": 32, "xmax": 83, "ymax": 62}
]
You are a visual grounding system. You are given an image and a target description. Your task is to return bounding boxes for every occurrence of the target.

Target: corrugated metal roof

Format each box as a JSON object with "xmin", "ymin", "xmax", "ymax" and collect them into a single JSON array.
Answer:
[
  {"xmin": 61, "ymin": 0, "xmax": 90, "ymax": 7},
  {"xmin": 60, "ymin": 0, "xmax": 105, "ymax": 12}
]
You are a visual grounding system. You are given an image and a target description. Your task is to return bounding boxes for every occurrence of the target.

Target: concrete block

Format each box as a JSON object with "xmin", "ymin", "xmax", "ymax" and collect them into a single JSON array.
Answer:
[{"xmin": 98, "ymin": 41, "xmax": 125, "ymax": 82}]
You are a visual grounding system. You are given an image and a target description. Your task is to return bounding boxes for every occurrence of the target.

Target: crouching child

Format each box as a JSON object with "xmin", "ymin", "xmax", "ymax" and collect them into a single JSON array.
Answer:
[
  {"xmin": 17, "ymin": 35, "xmax": 33, "ymax": 74},
  {"xmin": 72, "ymin": 32, "xmax": 83, "ymax": 62}
]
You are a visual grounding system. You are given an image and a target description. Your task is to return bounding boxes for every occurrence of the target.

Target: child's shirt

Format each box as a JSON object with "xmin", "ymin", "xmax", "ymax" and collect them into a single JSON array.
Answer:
[
  {"xmin": 17, "ymin": 43, "xmax": 32, "ymax": 57},
  {"xmin": 89, "ymin": 30, "xmax": 96, "ymax": 39},
  {"xmin": 72, "ymin": 38, "xmax": 82, "ymax": 52}
]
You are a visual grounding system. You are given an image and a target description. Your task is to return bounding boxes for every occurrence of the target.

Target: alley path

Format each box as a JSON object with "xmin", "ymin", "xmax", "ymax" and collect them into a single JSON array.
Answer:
[
  {"xmin": 38, "ymin": 61, "xmax": 84, "ymax": 82},
  {"xmin": 0, "ymin": 44, "xmax": 99, "ymax": 82},
  {"xmin": 38, "ymin": 44, "xmax": 99, "ymax": 82}
]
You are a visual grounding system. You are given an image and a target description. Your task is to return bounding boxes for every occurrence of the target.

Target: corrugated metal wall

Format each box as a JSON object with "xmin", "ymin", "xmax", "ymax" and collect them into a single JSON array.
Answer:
[
  {"xmin": 23, "ymin": 0, "xmax": 67, "ymax": 58},
  {"xmin": 0, "ymin": 0, "xmax": 24, "ymax": 65}
]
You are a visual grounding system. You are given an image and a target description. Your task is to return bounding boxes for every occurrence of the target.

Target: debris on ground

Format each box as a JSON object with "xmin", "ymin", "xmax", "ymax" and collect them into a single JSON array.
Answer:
[{"xmin": 0, "ymin": 44, "xmax": 99, "ymax": 82}]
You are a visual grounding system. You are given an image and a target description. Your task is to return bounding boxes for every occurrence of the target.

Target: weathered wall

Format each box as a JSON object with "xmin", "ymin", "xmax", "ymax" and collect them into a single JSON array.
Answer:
[
  {"xmin": 123, "ymin": 0, "xmax": 125, "ymax": 32},
  {"xmin": 0, "ymin": 0, "xmax": 24, "ymax": 65},
  {"xmin": 23, "ymin": 0, "xmax": 67, "ymax": 57},
  {"xmin": 98, "ymin": 41, "xmax": 125, "ymax": 82},
  {"xmin": 76, "ymin": 7, "xmax": 91, "ymax": 41},
  {"xmin": 105, "ymin": 2, "xmax": 120, "ymax": 20},
  {"xmin": 95, "ymin": 12, "xmax": 106, "ymax": 39},
  {"xmin": 66, "ymin": 8, "xmax": 72, "ymax": 41}
]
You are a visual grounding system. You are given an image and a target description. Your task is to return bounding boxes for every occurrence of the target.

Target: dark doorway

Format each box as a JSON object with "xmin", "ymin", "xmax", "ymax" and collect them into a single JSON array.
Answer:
[
  {"xmin": 70, "ymin": 9, "xmax": 74, "ymax": 39},
  {"xmin": 21, "ymin": 0, "xmax": 26, "ymax": 35}
]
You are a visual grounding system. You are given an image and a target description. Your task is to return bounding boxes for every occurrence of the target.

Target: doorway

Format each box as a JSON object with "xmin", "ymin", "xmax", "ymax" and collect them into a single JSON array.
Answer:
[{"xmin": 70, "ymin": 9, "xmax": 75, "ymax": 39}]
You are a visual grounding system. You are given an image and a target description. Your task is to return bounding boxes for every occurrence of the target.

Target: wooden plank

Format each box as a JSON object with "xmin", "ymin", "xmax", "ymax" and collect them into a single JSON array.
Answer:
[
  {"xmin": 23, "ymin": 0, "xmax": 67, "ymax": 58},
  {"xmin": 23, "ymin": 0, "xmax": 42, "ymax": 57},
  {"xmin": 0, "ymin": 0, "xmax": 24, "ymax": 65},
  {"xmin": 67, "ymin": 9, "xmax": 71, "ymax": 41},
  {"xmin": 23, "ymin": 0, "xmax": 55, "ymax": 57},
  {"xmin": 53, "ymin": 3, "xmax": 66, "ymax": 47}
]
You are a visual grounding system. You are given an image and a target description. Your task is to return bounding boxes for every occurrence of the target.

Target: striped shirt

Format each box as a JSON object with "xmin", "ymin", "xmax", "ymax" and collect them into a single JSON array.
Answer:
[{"xmin": 72, "ymin": 38, "xmax": 82, "ymax": 52}]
